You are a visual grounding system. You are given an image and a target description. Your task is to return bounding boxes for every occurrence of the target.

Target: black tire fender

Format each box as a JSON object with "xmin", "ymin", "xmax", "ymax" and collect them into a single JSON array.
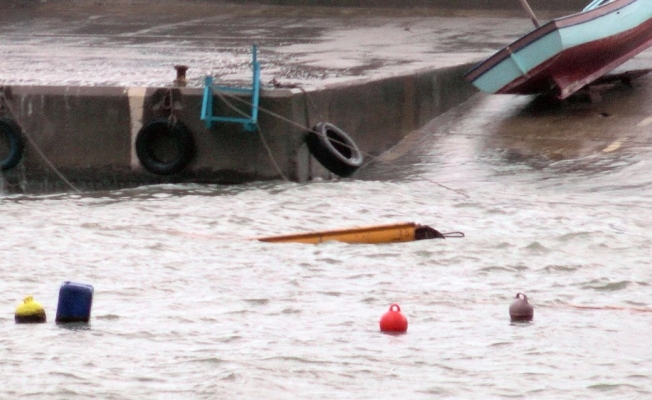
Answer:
[
  {"xmin": 0, "ymin": 117, "xmax": 24, "ymax": 171},
  {"xmin": 306, "ymin": 122, "xmax": 363, "ymax": 177},
  {"xmin": 136, "ymin": 119, "xmax": 195, "ymax": 176}
]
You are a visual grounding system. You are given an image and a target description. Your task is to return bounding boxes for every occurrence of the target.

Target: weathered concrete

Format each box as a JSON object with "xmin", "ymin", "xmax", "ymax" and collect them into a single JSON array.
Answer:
[
  {"xmin": 358, "ymin": 73, "xmax": 652, "ymax": 182},
  {"xmin": 4, "ymin": 0, "xmax": 590, "ymax": 11},
  {"xmin": 0, "ymin": 62, "xmax": 477, "ymax": 192},
  {"xmin": 224, "ymin": 0, "xmax": 587, "ymax": 11},
  {"xmin": 0, "ymin": 0, "xmax": 605, "ymax": 193}
]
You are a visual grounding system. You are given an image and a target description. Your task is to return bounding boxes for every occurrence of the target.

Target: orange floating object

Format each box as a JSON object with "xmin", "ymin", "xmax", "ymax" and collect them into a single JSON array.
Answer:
[{"xmin": 257, "ymin": 222, "xmax": 445, "ymax": 244}]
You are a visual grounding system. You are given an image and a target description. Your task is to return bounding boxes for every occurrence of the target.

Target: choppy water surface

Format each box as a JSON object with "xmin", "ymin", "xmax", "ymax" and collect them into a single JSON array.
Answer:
[
  {"xmin": 2, "ymin": 95, "xmax": 652, "ymax": 398},
  {"xmin": 2, "ymin": 3, "xmax": 652, "ymax": 398}
]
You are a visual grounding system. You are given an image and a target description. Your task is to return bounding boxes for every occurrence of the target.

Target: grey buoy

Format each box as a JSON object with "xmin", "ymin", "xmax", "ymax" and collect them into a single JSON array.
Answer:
[{"xmin": 509, "ymin": 293, "xmax": 533, "ymax": 322}]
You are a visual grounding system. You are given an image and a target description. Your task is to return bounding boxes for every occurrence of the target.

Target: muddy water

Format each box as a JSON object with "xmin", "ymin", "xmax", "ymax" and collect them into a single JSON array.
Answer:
[
  {"xmin": 2, "ymin": 88, "xmax": 652, "ymax": 398},
  {"xmin": 1, "ymin": 4, "xmax": 652, "ymax": 398}
]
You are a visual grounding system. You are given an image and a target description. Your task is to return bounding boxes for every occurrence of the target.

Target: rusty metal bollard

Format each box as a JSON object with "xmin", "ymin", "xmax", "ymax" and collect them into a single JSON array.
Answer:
[{"xmin": 173, "ymin": 65, "xmax": 189, "ymax": 87}]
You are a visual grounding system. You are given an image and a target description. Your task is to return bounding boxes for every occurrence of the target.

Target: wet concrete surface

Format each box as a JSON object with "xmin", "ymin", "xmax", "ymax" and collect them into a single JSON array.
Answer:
[
  {"xmin": 3, "ymin": 0, "xmax": 652, "ymax": 185},
  {"xmin": 358, "ymin": 73, "xmax": 652, "ymax": 181},
  {"xmin": 0, "ymin": 1, "xmax": 571, "ymax": 88}
]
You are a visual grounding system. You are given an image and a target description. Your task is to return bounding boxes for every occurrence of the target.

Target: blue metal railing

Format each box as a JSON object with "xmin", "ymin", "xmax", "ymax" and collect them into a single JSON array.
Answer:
[{"xmin": 200, "ymin": 45, "xmax": 261, "ymax": 132}]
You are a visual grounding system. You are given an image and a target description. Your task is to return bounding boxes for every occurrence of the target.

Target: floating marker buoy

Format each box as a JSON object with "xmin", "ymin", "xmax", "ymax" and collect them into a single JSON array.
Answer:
[
  {"xmin": 55, "ymin": 281, "xmax": 94, "ymax": 324},
  {"xmin": 379, "ymin": 304, "xmax": 408, "ymax": 333},
  {"xmin": 509, "ymin": 293, "xmax": 534, "ymax": 322},
  {"xmin": 15, "ymin": 296, "xmax": 46, "ymax": 324}
]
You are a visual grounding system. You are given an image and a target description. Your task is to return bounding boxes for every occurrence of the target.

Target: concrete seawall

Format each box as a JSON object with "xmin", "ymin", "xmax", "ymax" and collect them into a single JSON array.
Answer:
[
  {"xmin": 3, "ymin": 0, "xmax": 582, "ymax": 193},
  {"xmin": 0, "ymin": 63, "xmax": 477, "ymax": 192}
]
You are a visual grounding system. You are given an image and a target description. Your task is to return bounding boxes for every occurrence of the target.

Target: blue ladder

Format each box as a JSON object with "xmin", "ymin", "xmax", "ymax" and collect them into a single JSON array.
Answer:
[{"xmin": 200, "ymin": 45, "xmax": 261, "ymax": 132}]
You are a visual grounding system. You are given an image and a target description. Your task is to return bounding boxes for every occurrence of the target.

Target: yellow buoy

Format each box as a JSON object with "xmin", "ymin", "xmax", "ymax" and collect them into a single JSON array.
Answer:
[{"xmin": 15, "ymin": 296, "xmax": 47, "ymax": 324}]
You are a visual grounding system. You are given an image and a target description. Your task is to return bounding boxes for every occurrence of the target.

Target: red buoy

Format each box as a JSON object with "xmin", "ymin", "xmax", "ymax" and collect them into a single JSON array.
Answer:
[{"xmin": 379, "ymin": 304, "xmax": 408, "ymax": 333}]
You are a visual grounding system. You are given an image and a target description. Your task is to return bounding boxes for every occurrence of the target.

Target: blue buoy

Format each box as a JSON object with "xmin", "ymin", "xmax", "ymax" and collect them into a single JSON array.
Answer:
[{"xmin": 55, "ymin": 281, "xmax": 94, "ymax": 323}]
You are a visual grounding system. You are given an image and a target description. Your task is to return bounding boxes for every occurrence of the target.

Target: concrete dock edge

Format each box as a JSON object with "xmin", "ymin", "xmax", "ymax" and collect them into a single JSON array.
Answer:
[{"xmin": 0, "ymin": 62, "xmax": 478, "ymax": 193}]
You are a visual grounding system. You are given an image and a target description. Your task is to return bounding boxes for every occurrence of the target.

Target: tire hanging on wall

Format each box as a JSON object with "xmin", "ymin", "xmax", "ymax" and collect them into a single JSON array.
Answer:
[
  {"xmin": 136, "ymin": 118, "xmax": 195, "ymax": 176},
  {"xmin": 0, "ymin": 117, "xmax": 24, "ymax": 171},
  {"xmin": 306, "ymin": 122, "xmax": 363, "ymax": 177}
]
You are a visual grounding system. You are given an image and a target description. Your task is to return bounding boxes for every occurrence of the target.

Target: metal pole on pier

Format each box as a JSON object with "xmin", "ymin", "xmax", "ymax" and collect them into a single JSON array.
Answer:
[{"xmin": 517, "ymin": 0, "xmax": 541, "ymax": 27}]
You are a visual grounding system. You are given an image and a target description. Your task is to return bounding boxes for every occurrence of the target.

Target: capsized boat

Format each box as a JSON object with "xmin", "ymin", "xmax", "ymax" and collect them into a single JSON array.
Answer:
[
  {"xmin": 257, "ymin": 222, "xmax": 459, "ymax": 244},
  {"xmin": 464, "ymin": 0, "xmax": 652, "ymax": 99}
]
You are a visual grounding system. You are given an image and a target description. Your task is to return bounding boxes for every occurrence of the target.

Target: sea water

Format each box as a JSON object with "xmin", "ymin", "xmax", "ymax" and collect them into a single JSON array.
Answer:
[{"xmin": 1, "ymin": 94, "xmax": 651, "ymax": 399}]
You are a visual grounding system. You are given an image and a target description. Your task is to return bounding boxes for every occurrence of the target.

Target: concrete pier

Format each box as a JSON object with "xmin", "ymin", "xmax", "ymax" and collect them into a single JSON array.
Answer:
[
  {"xmin": 1, "ymin": 64, "xmax": 477, "ymax": 192},
  {"xmin": 0, "ymin": 0, "xmax": 615, "ymax": 192}
]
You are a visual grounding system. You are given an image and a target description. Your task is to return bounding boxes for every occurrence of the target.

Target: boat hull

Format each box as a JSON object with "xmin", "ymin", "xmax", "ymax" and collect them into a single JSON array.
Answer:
[{"xmin": 465, "ymin": 0, "xmax": 652, "ymax": 99}]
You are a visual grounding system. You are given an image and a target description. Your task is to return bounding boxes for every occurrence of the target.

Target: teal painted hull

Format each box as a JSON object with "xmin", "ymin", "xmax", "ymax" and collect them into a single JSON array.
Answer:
[{"xmin": 465, "ymin": 0, "xmax": 652, "ymax": 99}]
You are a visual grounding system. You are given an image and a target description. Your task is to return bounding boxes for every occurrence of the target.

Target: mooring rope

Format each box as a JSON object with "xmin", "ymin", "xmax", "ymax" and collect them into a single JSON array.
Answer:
[
  {"xmin": 210, "ymin": 83, "xmax": 471, "ymax": 198},
  {"xmin": 255, "ymin": 123, "xmax": 290, "ymax": 182},
  {"xmin": 211, "ymin": 89, "xmax": 289, "ymax": 181},
  {"xmin": 0, "ymin": 91, "xmax": 81, "ymax": 193},
  {"xmin": 212, "ymin": 85, "xmax": 378, "ymax": 161},
  {"xmin": 441, "ymin": 231, "xmax": 465, "ymax": 238},
  {"xmin": 269, "ymin": 78, "xmax": 327, "ymax": 125}
]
